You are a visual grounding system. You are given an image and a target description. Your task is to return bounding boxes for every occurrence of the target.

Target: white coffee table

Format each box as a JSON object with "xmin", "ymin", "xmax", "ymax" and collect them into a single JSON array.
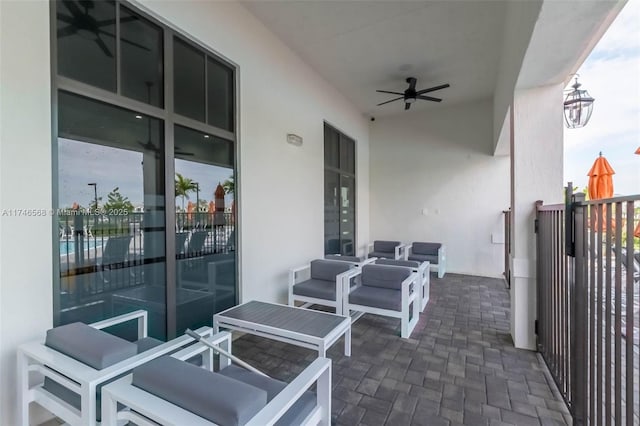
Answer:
[{"xmin": 214, "ymin": 300, "xmax": 351, "ymax": 357}]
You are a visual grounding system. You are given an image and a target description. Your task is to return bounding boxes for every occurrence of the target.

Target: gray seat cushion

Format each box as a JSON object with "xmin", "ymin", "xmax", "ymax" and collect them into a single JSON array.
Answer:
[
  {"xmin": 349, "ymin": 286, "xmax": 401, "ymax": 311},
  {"xmin": 133, "ymin": 356, "xmax": 267, "ymax": 426},
  {"xmin": 368, "ymin": 251, "xmax": 394, "ymax": 259},
  {"xmin": 376, "ymin": 259, "xmax": 420, "ymax": 268},
  {"xmin": 310, "ymin": 259, "xmax": 352, "ymax": 281},
  {"xmin": 293, "ymin": 278, "xmax": 337, "ymax": 301},
  {"xmin": 361, "ymin": 265, "xmax": 411, "ymax": 290},
  {"xmin": 411, "ymin": 242, "xmax": 441, "ymax": 256},
  {"xmin": 408, "ymin": 254, "xmax": 438, "ymax": 265},
  {"xmin": 45, "ymin": 322, "xmax": 137, "ymax": 370},
  {"xmin": 373, "ymin": 241, "xmax": 400, "ymax": 252},
  {"xmin": 219, "ymin": 364, "xmax": 316, "ymax": 426},
  {"xmin": 324, "ymin": 254, "xmax": 361, "ymax": 263},
  {"xmin": 136, "ymin": 336, "xmax": 164, "ymax": 353}
]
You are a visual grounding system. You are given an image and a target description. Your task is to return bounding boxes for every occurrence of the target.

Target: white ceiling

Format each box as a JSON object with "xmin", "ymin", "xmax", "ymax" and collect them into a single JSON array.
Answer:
[{"xmin": 242, "ymin": 0, "xmax": 508, "ymax": 117}]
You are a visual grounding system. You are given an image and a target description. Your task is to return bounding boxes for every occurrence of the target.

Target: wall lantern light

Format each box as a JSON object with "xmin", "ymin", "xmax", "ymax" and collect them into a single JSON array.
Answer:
[{"xmin": 564, "ymin": 75, "xmax": 595, "ymax": 129}]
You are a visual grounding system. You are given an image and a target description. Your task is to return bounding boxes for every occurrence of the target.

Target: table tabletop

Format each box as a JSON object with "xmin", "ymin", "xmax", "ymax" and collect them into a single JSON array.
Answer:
[{"xmin": 216, "ymin": 300, "xmax": 348, "ymax": 338}]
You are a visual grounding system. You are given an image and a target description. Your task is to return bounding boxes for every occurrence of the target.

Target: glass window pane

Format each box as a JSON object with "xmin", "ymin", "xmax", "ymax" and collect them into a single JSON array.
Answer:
[
  {"xmin": 324, "ymin": 171, "xmax": 340, "ymax": 254},
  {"xmin": 120, "ymin": 6, "xmax": 164, "ymax": 107},
  {"xmin": 207, "ymin": 57, "xmax": 234, "ymax": 131},
  {"xmin": 57, "ymin": 0, "xmax": 116, "ymax": 91},
  {"xmin": 174, "ymin": 38, "xmax": 205, "ymax": 122},
  {"xmin": 57, "ymin": 91, "xmax": 167, "ymax": 339},
  {"xmin": 324, "ymin": 124, "xmax": 339, "ymax": 169},
  {"xmin": 174, "ymin": 126, "xmax": 236, "ymax": 334},
  {"xmin": 340, "ymin": 135, "xmax": 356, "ymax": 174}
]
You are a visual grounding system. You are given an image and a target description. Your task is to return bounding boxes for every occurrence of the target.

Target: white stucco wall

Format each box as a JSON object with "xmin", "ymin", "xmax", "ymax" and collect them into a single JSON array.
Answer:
[
  {"xmin": 509, "ymin": 83, "xmax": 564, "ymax": 350},
  {"xmin": 0, "ymin": 1, "xmax": 53, "ymax": 423},
  {"xmin": 0, "ymin": 0, "xmax": 370, "ymax": 423},
  {"xmin": 370, "ymin": 100, "xmax": 509, "ymax": 278}
]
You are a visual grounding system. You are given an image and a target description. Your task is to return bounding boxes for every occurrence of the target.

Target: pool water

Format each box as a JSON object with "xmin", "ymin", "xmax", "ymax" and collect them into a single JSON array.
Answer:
[{"xmin": 59, "ymin": 240, "xmax": 103, "ymax": 254}]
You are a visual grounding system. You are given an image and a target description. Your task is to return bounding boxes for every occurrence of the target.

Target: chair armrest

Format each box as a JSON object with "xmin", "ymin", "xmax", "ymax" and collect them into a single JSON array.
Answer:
[
  {"xmin": 360, "ymin": 257, "xmax": 376, "ymax": 266},
  {"xmin": 395, "ymin": 244, "xmax": 407, "ymax": 260},
  {"xmin": 404, "ymin": 244, "xmax": 413, "ymax": 260},
  {"xmin": 401, "ymin": 272, "xmax": 418, "ymax": 303},
  {"xmin": 289, "ymin": 264, "xmax": 311, "ymax": 287},
  {"xmin": 245, "ymin": 358, "xmax": 331, "ymax": 426},
  {"xmin": 366, "ymin": 242, "xmax": 374, "ymax": 255},
  {"xmin": 91, "ymin": 309, "xmax": 147, "ymax": 339}
]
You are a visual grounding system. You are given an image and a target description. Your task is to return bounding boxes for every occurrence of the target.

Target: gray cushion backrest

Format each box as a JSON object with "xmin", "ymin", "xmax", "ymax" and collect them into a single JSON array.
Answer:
[
  {"xmin": 310, "ymin": 259, "xmax": 352, "ymax": 282},
  {"xmin": 376, "ymin": 259, "xmax": 420, "ymax": 268},
  {"xmin": 373, "ymin": 240, "xmax": 400, "ymax": 253},
  {"xmin": 45, "ymin": 322, "xmax": 137, "ymax": 370},
  {"xmin": 361, "ymin": 264, "xmax": 411, "ymax": 290},
  {"xmin": 412, "ymin": 242, "xmax": 442, "ymax": 255},
  {"xmin": 324, "ymin": 254, "xmax": 361, "ymax": 263},
  {"xmin": 133, "ymin": 356, "xmax": 267, "ymax": 426}
]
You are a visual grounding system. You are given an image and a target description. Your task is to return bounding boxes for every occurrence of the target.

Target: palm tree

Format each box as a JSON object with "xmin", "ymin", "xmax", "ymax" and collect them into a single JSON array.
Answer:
[
  {"xmin": 175, "ymin": 173, "xmax": 197, "ymax": 211},
  {"xmin": 222, "ymin": 175, "xmax": 234, "ymax": 195}
]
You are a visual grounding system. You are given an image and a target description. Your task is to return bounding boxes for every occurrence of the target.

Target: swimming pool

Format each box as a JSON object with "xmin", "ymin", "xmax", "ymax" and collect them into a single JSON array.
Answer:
[{"xmin": 59, "ymin": 240, "xmax": 103, "ymax": 255}]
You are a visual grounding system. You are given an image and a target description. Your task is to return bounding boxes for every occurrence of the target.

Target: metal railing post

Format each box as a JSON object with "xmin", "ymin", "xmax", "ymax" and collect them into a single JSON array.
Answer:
[{"xmin": 570, "ymin": 192, "xmax": 587, "ymax": 425}]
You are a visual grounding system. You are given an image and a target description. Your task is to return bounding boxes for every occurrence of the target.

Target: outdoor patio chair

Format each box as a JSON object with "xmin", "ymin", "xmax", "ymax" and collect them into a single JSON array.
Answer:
[
  {"xmin": 406, "ymin": 242, "xmax": 446, "ymax": 278},
  {"xmin": 343, "ymin": 264, "xmax": 419, "ymax": 339},
  {"xmin": 366, "ymin": 240, "xmax": 405, "ymax": 259},
  {"xmin": 101, "ymin": 331, "xmax": 331, "ymax": 426},
  {"xmin": 289, "ymin": 259, "xmax": 355, "ymax": 315},
  {"xmin": 176, "ymin": 231, "xmax": 189, "ymax": 256},
  {"xmin": 324, "ymin": 254, "xmax": 376, "ymax": 267},
  {"xmin": 17, "ymin": 310, "xmax": 213, "ymax": 426},
  {"xmin": 98, "ymin": 235, "xmax": 135, "ymax": 287},
  {"xmin": 375, "ymin": 258, "xmax": 430, "ymax": 312}
]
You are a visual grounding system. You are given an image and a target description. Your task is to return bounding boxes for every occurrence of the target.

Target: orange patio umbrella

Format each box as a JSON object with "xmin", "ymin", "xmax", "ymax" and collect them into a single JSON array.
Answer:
[{"xmin": 587, "ymin": 152, "xmax": 615, "ymax": 200}]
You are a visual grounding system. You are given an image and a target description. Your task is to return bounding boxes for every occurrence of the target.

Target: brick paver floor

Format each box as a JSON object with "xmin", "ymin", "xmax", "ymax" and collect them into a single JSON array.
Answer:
[{"xmin": 232, "ymin": 273, "xmax": 572, "ymax": 425}]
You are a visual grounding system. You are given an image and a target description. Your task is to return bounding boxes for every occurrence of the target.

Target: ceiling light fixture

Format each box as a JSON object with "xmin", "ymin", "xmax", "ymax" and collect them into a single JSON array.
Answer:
[
  {"xmin": 135, "ymin": 115, "xmax": 143, "ymax": 119},
  {"xmin": 563, "ymin": 75, "xmax": 594, "ymax": 129}
]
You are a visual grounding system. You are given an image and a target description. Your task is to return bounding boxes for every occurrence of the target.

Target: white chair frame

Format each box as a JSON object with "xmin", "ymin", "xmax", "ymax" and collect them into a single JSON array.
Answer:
[
  {"xmin": 405, "ymin": 243, "xmax": 446, "ymax": 278},
  {"xmin": 366, "ymin": 242, "xmax": 406, "ymax": 260},
  {"xmin": 17, "ymin": 310, "xmax": 213, "ymax": 426},
  {"xmin": 324, "ymin": 254, "xmax": 377, "ymax": 268},
  {"xmin": 375, "ymin": 260, "xmax": 430, "ymax": 312},
  {"xmin": 101, "ymin": 331, "xmax": 332, "ymax": 426},
  {"xmin": 342, "ymin": 269, "xmax": 420, "ymax": 339},
  {"xmin": 288, "ymin": 263, "xmax": 355, "ymax": 316}
]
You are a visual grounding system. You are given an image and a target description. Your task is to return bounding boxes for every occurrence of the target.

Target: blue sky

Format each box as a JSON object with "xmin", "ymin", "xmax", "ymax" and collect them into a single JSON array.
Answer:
[{"xmin": 564, "ymin": 0, "xmax": 640, "ymax": 196}]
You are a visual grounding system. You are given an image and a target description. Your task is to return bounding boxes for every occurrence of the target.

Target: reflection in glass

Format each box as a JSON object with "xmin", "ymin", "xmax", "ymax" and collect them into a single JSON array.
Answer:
[
  {"xmin": 174, "ymin": 38, "xmax": 205, "ymax": 122},
  {"xmin": 57, "ymin": 0, "xmax": 116, "ymax": 91},
  {"xmin": 120, "ymin": 6, "xmax": 164, "ymax": 107},
  {"xmin": 174, "ymin": 126, "xmax": 236, "ymax": 334},
  {"xmin": 207, "ymin": 57, "xmax": 234, "ymax": 131},
  {"xmin": 57, "ymin": 92, "xmax": 167, "ymax": 339},
  {"xmin": 324, "ymin": 125, "xmax": 356, "ymax": 256}
]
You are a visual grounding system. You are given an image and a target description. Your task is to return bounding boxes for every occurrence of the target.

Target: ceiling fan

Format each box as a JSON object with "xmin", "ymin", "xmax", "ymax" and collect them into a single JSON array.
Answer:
[
  {"xmin": 57, "ymin": 0, "xmax": 150, "ymax": 58},
  {"xmin": 377, "ymin": 77, "xmax": 450, "ymax": 110}
]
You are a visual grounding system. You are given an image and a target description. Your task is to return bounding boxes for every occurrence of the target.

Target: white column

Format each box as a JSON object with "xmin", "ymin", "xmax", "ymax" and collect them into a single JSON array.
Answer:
[
  {"xmin": 0, "ymin": 1, "xmax": 52, "ymax": 424},
  {"xmin": 510, "ymin": 83, "xmax": 564, "ymax": 350}
]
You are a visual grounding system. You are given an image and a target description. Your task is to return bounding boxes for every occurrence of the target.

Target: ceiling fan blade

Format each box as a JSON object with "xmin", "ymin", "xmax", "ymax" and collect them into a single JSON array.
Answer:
[
  {"xmin": 57, "ymin": 25, "xmax": 77, "ymax": 38},
  {"xmin": 405, "ymin": 102, "xmax": 411, "ymax": 110},
  {"xmin": 406, "ymin": 77, "xmax": 417, "ymax": 91},
  {"xmin": 416, "ymin": 83, "xmax": 450, "ymax": 95},
  {"xmin": 94, "ymin": 18, "xmax": 117, "ymax": 27},
  {"xmin": 57, "ymin": 13, "xmax": 75, "ymax": 24},
  {"xmin": 376, "ymin": 90, "xmax": 404, "ymax": 96},
  {"xmin": 62, "ymin": 0, "xmax": 83, "ymax": 18},
  {"xmin": 98, "ymin": 29, "xmax": 151, "ymax": 52},
  {"xmin": 417, "ymin": 95, "xmax": 442, "ymax": 102},
  {"xmin": 377, "ymin": 96, "xmax": 404, "ymax": 106},
  {"xmin": 94, "ymin": 36, "xmax": 113, "ymax": 57}
]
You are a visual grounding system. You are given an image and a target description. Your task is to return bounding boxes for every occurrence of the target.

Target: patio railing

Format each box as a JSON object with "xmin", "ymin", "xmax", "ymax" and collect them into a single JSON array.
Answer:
[{"xmin": 536, "ymin": 185, "xmax": 640, "ymax": 425}]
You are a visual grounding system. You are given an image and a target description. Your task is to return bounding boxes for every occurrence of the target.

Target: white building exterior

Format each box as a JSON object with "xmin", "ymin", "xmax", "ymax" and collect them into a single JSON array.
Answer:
[{"xmin": 0, "ymin": 0, "xmax": 626, "ymax": 423}]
